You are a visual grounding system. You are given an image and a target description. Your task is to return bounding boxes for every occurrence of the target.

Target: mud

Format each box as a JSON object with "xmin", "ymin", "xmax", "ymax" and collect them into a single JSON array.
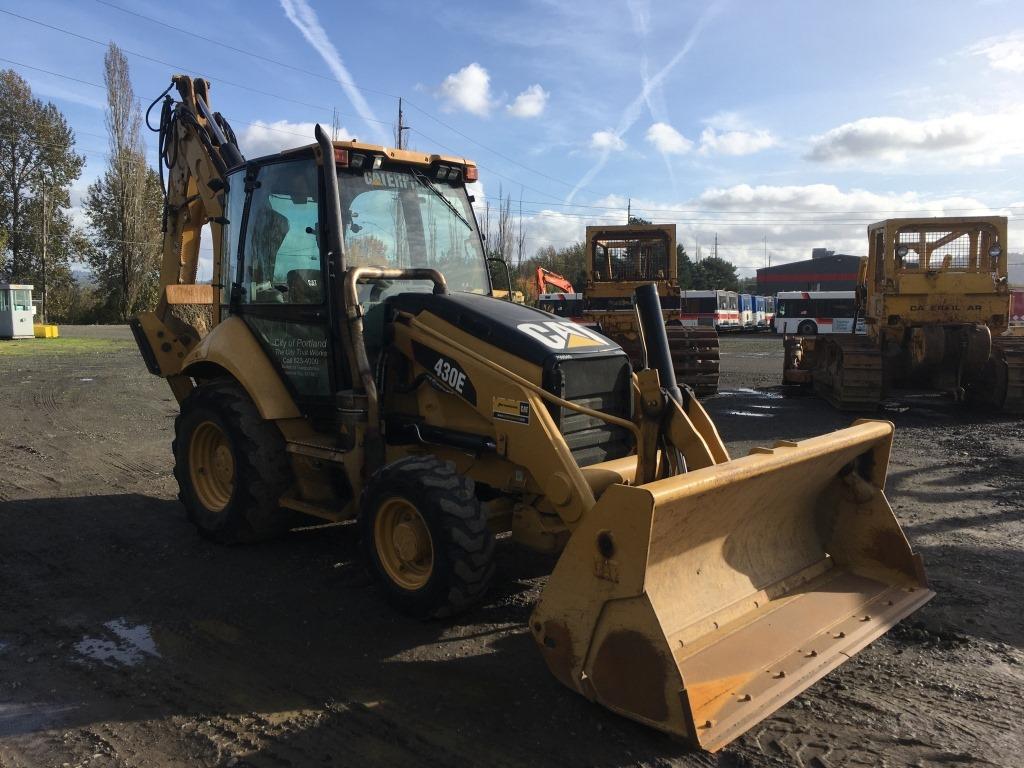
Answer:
[{"xmin": 1, "ymin": 328, "xmax": 1021, "ymax": 767}]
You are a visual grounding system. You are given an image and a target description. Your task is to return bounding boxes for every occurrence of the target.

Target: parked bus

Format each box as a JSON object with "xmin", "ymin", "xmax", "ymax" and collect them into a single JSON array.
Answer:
[
  {"xmin": 764, "ymin": 295, "xmax": 776, "ymax": 329},
  {"xmin": 775, "ymin": 290, "xmax": 864, "ymax": 335},
  {"xmin": 680, "ymin": 289, "xmax": 740, "ymax": 331},
  {"xmin": 738, "ymin": 293, "xmax": 754, "ymax": 328},
  {"xmin": 1012, "ymin": 289, "xmax": 1024, "ymax": 328},
  {"xmin": 754, "ymin": 295, "xmax": 767, "ymax": 329}
]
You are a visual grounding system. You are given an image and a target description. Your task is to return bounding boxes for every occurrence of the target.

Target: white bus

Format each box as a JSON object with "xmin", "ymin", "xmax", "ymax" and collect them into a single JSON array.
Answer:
[
  {"xmin": 680, "ymin": 290, "xmax": 740, "ymax": 330},
  {"xmin": 775, "ymin": 291, "xmax": 864, "ymax": 335}
]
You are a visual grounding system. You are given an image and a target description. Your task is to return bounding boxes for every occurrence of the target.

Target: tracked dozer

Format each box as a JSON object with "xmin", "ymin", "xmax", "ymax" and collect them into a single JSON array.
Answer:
[
  {"xmin": 784, "ymin": 217, "xmax": 1023, "ymax": 413},
  {"xmin": 581, "ymin": 224, "xmax": 721, "ymax": 397},
  {"xmin": 132, "ymin": 75, "xmax": 932, "ymax": 751}
]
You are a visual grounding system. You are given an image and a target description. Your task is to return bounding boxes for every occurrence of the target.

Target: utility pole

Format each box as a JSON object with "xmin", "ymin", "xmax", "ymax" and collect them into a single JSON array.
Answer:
[
  {"xmin": 40, "ymin": 188, "xmax": 49, "ymax": 323},
  {"xmin": 763, "ymin": 235, "xmax": 767, "ymax": 269},
  {"xmin": 714, "ymin": 232, "xmax": 718, "ymax": 260},
  {"xmin": 331, "ymin": 108, "xmax": 340, "ymax": 141},
  {"xmin": 395, "ymin": 97, "xmax": 410, "ymax": 150},
  {"xmin": 626, "ymin": 197, "xmax": 631, "ymax": 224}
]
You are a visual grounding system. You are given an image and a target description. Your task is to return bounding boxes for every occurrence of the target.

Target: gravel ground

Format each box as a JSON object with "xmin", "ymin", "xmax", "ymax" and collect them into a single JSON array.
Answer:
[{"xmin": 0, "ymin": 327, "xmax": 1021, "ymax": 767}]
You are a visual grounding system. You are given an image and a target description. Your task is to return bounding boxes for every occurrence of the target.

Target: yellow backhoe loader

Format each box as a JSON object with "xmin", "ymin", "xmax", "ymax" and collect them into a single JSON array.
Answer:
[
  {"xmin": 132, "ymin": 75, "xmax": 933, "ymax": 751},
  {"xmin": 784, "ymin": 216, "xmax": 1023, "ymax": 412}
]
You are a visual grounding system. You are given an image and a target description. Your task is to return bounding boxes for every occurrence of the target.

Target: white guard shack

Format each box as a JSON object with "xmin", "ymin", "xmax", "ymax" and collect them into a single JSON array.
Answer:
[{"xmin": 0, "ymin": 284, "xmax": 36, "ymax": 339}]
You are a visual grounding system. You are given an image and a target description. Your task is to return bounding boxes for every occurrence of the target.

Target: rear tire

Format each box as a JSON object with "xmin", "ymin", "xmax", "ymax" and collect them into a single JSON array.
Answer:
[
  {"xmin": 361, "ymin": 456, "xmax": 495, "ymax": 619},
  {"xmin": 173, "ymin": 383, "xmax": 292, "ymax": 544},
  {"xmin": 797, "ymin": 320, "xmax": 818, "ymax": 335}
]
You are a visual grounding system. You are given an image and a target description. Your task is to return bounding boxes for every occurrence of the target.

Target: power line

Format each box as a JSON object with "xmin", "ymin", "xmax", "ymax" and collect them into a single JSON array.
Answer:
[
  {"xmin": 0, "ymin": 57, "xmax": 344, "ymax": 147},
  {"xmin": 0, "ymin": 8, "xmax": 393, "ymax": 126},
  {"xmin": 487, "ymin": 197, "xmax": 1024, "ymax": 217},
  {"xmin": 88, "ymin": 1, "xmax": 587, "ymax": 196}
]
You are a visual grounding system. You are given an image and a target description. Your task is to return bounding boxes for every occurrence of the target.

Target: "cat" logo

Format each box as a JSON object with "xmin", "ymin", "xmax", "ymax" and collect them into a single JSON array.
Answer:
[{"xmin": 517, "ymin": 321, "xmax": 609, "ymax": 350}]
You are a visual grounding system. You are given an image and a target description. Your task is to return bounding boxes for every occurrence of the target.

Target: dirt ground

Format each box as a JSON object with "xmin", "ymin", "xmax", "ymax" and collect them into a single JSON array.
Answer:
[{"xmin": 1, "ymin": 327, "xmax": 1021, "ymax": 768}]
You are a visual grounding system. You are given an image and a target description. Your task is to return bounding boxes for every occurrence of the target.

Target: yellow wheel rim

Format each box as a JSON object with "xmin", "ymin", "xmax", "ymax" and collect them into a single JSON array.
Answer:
[
  {"xmin": 374, "ymin": 497, "xmax": 434, "ymax": 591},
  {"xmin": 189, "ymin": 420, "xmax": 235, "ymax": 513}
]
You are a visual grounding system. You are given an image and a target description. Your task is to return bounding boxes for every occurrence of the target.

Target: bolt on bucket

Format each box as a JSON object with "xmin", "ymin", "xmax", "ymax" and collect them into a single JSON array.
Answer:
[{"xmin": 530, "ymin": 419, "xmax": 933, "ymax": 752}]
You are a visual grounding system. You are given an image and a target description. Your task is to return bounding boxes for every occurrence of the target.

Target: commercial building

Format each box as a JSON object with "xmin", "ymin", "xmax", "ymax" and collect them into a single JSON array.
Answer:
[{"xmin": 756, "ymin": 251, "xmax": 862, "ymax": 295}]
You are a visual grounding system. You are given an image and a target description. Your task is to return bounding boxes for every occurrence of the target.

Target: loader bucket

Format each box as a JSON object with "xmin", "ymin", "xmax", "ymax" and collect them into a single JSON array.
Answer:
[{"xmin": 530, "ymin": 420, "xmax": 932, "ymax": 752}]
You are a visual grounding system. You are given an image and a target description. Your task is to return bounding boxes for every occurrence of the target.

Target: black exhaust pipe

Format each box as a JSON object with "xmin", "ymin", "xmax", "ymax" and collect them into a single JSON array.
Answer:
[{"xmin": 635, "ymin": 283, "xmax": 684, "ymax": 406}]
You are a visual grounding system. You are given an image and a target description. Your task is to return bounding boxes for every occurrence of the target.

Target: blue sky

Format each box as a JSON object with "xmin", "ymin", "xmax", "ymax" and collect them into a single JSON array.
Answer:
[{"xmin": 3, "ymin": 0, "xmax": 1024, "ymax": 277}]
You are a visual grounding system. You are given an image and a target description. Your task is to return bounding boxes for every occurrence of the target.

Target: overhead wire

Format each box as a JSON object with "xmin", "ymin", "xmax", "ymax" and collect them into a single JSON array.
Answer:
[{"xmin": 9, "ymin": 6, "xmax": 1024, "ymax": 222}]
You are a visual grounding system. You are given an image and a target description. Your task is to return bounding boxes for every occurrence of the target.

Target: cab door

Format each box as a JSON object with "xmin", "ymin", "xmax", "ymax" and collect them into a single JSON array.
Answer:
[{"xmin": 226, "ymin": 155, "xmax": 342, "ymax": 414}]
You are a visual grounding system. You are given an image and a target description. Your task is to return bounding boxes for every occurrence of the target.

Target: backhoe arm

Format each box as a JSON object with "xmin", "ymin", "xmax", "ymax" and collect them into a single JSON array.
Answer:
[{"xmin": 131, "ymin": 76, "xmax": 245, "ymax": 401}]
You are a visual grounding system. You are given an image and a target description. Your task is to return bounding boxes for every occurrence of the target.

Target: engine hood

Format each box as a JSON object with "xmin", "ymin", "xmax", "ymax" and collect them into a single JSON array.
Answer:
[{"xmin": 386, "ymin": 291, "xmax": 623, "ymax": 366}]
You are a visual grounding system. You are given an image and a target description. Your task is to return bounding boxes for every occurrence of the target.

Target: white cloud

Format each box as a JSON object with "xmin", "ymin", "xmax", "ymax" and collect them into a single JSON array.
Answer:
[
  {"xmin": 509, "ymin": 184, "xmax": 1017, "ymax": 276},
  {"xmin": 239, "ymin": 120, "xmax": 335, "ymax": 158},
  {"xmin": 439, "ymin": 63, "xmax": 493, "ymax": 116},
  {"xmin": 565, "ymin": 0, "xmax": 724, "ymax": 202},
  {"xmin": 279, "ymin": 0, "xmax": 386, "ymax": 143},
  {"xmin": 807, "ymin": 108, "xmax": 1024, "ymax": 166},
  {"xmin": 699, "ymin": 127, "xmax": 776, "ymax": 156},
  {"xmin": 645, "ymin": 122, "xmax": 693, "ymax": 155},
  {"xmin": 968, "ymin": 31, "xmax": 1024, "ymax": 73},
  {"xmin": 507, "ymin": 84, "xmax": 549, "ymax": 118},
  {"xmin": 590, "ymin": 130, "xmax": 626, "ymax": 152}
]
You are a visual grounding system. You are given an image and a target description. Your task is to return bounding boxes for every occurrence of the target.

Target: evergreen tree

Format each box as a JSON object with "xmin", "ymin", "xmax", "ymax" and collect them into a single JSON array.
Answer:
[
  {"xmin": 676, "ymin": 243, "xmax": 695, "ymax": 289},
  {"xmin": 82, "ymin": 44, "xmax": 163, "ymax": 320},
  {"xmin": 693, "ymin": 256, "xmax": 740, "ymax": 291},
  {"xmin": 0, "ymin": 69, "xmax": 85, "ymax": 317}
]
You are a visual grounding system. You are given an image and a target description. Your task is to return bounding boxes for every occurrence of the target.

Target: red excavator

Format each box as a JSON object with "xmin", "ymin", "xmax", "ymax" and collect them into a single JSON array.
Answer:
[{"xmin": 535, "ymin": 266, "xmax": 575, "ymax": 295}]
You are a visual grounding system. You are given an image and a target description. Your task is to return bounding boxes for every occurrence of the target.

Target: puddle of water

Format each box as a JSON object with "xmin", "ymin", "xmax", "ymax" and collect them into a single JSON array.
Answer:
[
  {"xmin": 74, "ymin": 619, "xmax": 160, "ymax": 667},
  {"xmin": 723, "ymin": 410, "xmax": 774, "ymax": 418},
  {"xmin": 718, "ymin": 387, "xmax": 784, "ymax": 400}
]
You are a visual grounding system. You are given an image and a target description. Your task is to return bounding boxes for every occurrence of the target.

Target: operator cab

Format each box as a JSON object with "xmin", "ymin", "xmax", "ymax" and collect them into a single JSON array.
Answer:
[{"xmin": 219, "ymin": 141, "xmax": 489, "ymax": 412}]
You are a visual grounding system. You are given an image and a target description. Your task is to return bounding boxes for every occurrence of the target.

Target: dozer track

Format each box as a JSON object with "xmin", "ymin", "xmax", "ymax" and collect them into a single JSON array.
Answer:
[
  {"xmin": 667, "ymin": 325, "xmax": 720, "ymax": 397},
  {"xmin": 992, "ymin": 335, "xmax": 1024, "ymax": 414},
  {"xmin": 612, "ymin": 327, "xmax": 720, "ymax": 397},
  {"xmin": 811, "ymin": 335, "xmax": 884, "ymax": 411}
]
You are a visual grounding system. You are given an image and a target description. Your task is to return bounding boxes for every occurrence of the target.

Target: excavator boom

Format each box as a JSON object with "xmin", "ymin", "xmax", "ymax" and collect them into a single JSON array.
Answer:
[{"xmin": 535, "ymin": 266, "xmax": 575, "ymax": 295}]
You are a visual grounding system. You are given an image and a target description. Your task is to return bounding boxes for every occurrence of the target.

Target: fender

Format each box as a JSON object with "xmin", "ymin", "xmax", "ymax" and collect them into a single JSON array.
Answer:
[{"xmin": 182, "ymin": 316, "xmax": 301, "ymax": 420}]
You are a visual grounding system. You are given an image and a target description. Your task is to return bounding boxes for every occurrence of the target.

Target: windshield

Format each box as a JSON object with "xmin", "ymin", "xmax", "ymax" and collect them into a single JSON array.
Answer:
[{"xmin": 337, "ymin": 169, "xmax": 490, "ymax": 302}]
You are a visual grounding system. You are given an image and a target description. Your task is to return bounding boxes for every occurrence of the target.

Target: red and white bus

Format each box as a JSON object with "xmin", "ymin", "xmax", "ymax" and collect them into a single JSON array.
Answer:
[
  {"xmin": 1011, "ymin": 289, "xmax": 1024, "ymax": 328},
  {"xmin": 775, "ymin": 291, "xmax": 864, "ymax": 335},
  {"xmin": 680, "ymin": 290, "xmax": 740, "ymax": 331}
]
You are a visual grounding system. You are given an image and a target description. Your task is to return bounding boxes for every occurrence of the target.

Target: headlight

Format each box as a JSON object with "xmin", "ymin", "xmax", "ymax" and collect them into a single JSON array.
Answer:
[
  {"xmin": 896, "ymin": 244, "xmax": 909, "ymax": 257},
  {"xmin": 989, "ymin": 244, "xmax": 1002, "ymax": 258}
]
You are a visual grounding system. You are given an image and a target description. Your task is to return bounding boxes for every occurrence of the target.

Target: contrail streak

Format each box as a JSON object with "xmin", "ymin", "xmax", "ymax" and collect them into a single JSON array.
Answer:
[
  {"xmin": 280, "ymin": 0, "xmax": 387, "ymax": 143},
  {"xmin": 566, "ymin": 0, "xmax": 723, "ymax": 203}
]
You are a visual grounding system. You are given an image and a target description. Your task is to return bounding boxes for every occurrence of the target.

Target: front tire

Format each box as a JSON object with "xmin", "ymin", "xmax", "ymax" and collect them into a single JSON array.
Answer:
[
  {"xmin": 361, "ymin": 456, "xmax": 495, "ymax": 619},
  {"xmin": 173, "ymin": 383, "xmax": 292, "ymax": 544},
  {"xmin": 797, "ymin": 320, "xmax": 818, "ymax": 335}
]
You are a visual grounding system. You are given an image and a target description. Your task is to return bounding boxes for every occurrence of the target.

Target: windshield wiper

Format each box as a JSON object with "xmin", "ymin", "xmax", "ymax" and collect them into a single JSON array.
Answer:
[{"xmin": 411, "ymin": 170, "xmax": 473, "ymax": 231}]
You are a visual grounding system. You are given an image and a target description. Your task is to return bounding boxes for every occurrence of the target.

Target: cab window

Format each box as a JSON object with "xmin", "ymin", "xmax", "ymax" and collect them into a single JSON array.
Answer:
[{"xmin": 241, "ymin": 160, "xmax": 323, "ymax": 305}]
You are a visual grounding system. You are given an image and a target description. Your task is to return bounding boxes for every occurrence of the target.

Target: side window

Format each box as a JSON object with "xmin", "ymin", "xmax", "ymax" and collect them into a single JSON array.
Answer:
[
  {"xmin": 241, "ymin": 160, "xmax": 322, "ymax": 305},
  {"xmin": 0, "ymin": 291, "xmax": 7, "ymax": 312},
  {"xmin": 873, "ymin": 232, "xmax": 885, "ymax": 288},
  {"xmin": 221, "ymin": 169, "xmax": 246, "ymax": 306}
]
